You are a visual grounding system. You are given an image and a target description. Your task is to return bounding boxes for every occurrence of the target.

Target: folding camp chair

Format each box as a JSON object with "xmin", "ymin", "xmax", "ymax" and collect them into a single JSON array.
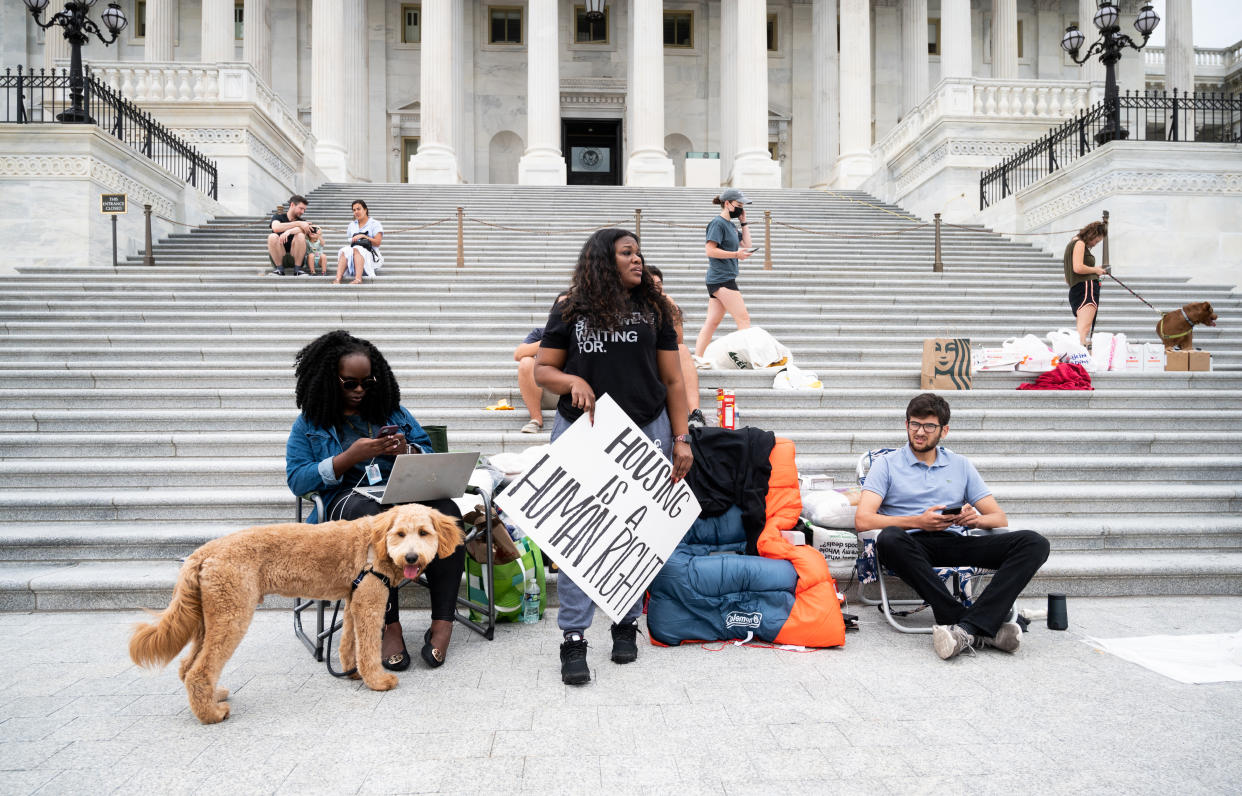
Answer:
[{"xmin": 291, "ymin": 483, "xmax": 499, "ymax": 674}]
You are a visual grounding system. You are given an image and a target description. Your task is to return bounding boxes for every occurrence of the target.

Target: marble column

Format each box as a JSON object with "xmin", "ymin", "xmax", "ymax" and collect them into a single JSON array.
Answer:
[
  {"xmin": 1077, "ymin": 0, "xmax": 1104, "ymax": 89},
  {"xmin": 1166, "ymin": 0, "xmax": 1194, "ymax": 140},
  {"xmin": 517, "ymin": 0, "xmax": 566, "ymax": 184},
  {"xmin": 719, "ymin": 1, "xmax": 737, "ymax": 180},
  {"xmin": 939, "ymin": 0, "xmax": 972, "ymax": 80},
  {"xmin": 312, "ymin": 0, "xmax": 348, "ymax": 181},
  {"xmin": 901, "ymin": 0, "xmax": 929, "ymax": 113},
  {"xmin": 243, "ymin": 0, "xmax": 271, "ymax": 84},
  {"xmin": 832, "ymin": 0, "xmax": 871, "ymax": 188},
  {"xmin": 731, "ymin": 0, "xmax": 781, "ymax": 187},
  {"xmin": 144, "ymin": 0, "xmax": 175, "ymax": 62},
  {"xmin": 343, "ymin": 0, "xmax": 368, "ymax": 180},
  {"xmin": 625, "ymin": 0, "xmax": 674, "ymax": 185},
  {"xmin": 991, "ymin": 0, "xmax": 1018, "ymax": 80},
  {"xmin": 409, "ymin": 0, "xmax": 461, "ymax": 183},
  {"xmin": 201, "ymin": 0, "xmax": 235, "ymax": 63},
  {"xmin": 809, "ymin": 0, "xmax": 838, "ymax": 190}
]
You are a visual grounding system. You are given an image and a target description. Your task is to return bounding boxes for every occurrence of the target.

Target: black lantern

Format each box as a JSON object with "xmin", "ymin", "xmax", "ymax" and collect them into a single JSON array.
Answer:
[
  {"xmin": 584, "ymin": 0, "xmax": 605, "ymax": 23},
  {"xmin": 25, "ymin": 0, "xmax": 128, "ymax": 124},
  {"xmin": 1061, "ymin": 0, "xmax": 1159, "ymax": 144}
]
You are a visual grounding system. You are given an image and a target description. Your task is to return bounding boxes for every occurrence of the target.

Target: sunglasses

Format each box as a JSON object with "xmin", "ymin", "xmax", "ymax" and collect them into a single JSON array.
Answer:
[{"xmin": 339, "ymin": 376, "xmax": 377, "ymax": 391}]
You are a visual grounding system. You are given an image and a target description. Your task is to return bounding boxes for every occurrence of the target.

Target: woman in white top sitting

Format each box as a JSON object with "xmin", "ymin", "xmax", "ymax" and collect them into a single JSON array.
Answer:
[{"xmin": 334, "ymin": 199, "xmax": 384, "ymax": 284}]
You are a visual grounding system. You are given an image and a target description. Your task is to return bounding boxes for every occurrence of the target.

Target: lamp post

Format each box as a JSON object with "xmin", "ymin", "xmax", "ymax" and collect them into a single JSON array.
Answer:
[
  {"xmin": 25, "ymin": 0, "xmax": 129, "ymax": 124},
  {"xmin": 1061, "ymin": 0, "xmax": 1160, "ymax": 144}
]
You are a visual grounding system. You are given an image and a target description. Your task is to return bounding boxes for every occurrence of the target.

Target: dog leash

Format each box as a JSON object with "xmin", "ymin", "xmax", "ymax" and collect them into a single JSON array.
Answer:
[{"xmin": 1104, "ymin": 271, "xmax": 1163, "ymax": 315}]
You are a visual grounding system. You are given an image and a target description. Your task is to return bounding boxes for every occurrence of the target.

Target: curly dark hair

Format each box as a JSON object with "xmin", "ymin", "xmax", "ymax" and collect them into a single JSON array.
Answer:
[
  {"xmin": 906, "ymin": 392, "xmax": 951, "ymax": 426},
  {"xmin": 559, "ymin": 228, "xmax": 675, "ymax": 331},
  {"xmin": 293, "ymin": 330, "xmax": 400, "ymax": 429}
]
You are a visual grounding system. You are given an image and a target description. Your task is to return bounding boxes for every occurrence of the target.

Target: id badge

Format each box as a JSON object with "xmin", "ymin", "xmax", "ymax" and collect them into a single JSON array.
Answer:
[{"xmin": 365, "ymin": 463, "xmax": 382, "ymax": 485}]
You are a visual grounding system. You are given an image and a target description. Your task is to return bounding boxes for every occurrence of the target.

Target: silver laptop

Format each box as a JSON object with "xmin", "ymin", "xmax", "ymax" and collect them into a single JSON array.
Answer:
[{"xmin": 352, "ymin": 452, "xmax": 480, "ymax": 504}]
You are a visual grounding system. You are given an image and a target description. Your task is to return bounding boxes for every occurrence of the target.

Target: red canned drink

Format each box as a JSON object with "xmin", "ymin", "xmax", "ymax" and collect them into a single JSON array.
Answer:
[{"xmin": 716, "ymin": 388, "xmax": 736, "ymax": 430}]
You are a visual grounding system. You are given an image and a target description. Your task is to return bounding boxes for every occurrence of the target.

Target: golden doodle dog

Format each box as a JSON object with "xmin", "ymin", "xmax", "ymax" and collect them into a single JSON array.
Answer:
[
  {"xmin": 1157, "ymin": 301, "xmax": 1217, "ymax": 350},
  {"xmin": 129, "ymin": 504, "xmax": 462, "ymax": 724}
]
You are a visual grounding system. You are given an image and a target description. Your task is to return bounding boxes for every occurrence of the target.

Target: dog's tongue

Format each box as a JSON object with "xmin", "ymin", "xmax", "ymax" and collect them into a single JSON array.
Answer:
[{"xmin": 404, "ymin": 565, "xmax": 421, "ymax": 579}]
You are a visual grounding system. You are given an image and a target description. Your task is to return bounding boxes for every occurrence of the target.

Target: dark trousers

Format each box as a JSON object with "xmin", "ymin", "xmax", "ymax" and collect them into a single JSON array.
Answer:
[
  {"xmin": 875, "ymin": 527, "xmax": 1050, "ymax": 637},
  {"xmin": 328, "ymin": 493, "xmax": 466, "ymax": 623}
]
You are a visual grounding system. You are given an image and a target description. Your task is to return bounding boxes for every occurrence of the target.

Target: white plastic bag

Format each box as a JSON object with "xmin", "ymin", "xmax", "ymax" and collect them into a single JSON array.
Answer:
[
  {"xmin": 773, "ymin": 365, "xmax": 823, "ymax": 390},
  {"xmin": 1004, "ymin": 334, "xmax": 1057, "ymax": 372},
  {"xmin": 801, "ymin": 490, "xmax": 855, "ymax": 529},
  {"xmin": 704, "ymin": 327, "xmax": 792, "ymax": 370},
  {"xmin": 1046, "ymin": 329, "xmax": 1094, "ymax": 371}
]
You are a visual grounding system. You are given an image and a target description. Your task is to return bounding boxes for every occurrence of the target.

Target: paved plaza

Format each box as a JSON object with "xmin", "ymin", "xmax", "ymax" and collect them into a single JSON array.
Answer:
[{"xmin": 1, "ymin": 596, "xmax": 1240, "ymax": 795}]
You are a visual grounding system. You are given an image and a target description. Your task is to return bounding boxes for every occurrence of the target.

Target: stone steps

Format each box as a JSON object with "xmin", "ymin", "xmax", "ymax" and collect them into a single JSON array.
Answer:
[{"xmin": 1, "ymin": 182, "xmax": 1238, "ymax": 609}]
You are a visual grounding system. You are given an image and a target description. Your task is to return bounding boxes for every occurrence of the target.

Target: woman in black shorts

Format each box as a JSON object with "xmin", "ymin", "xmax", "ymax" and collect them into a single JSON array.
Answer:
[
  {"xmin": 1063, "ymin": 221, "xmax": 1108, "ymax": 345},
  {"xmin": 694, "ymin": 188, "xmax": 755, "ymax": 362}
]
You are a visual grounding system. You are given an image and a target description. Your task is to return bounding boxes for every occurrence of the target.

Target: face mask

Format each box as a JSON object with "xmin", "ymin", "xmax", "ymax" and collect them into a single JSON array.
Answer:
[{"xmin": 729, "ymin": 205, "xmax": 744, "ymax": 219}]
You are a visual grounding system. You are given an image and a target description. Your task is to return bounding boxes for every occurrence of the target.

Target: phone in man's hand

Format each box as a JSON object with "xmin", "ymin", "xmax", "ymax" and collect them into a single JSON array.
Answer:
[
  {"xmin": 939, "ymin": 506, "xmax": 962, "ymax": 516},
  {"xmin": 377, "ymin": 425, "xmax": 400, "ymax": 438}
]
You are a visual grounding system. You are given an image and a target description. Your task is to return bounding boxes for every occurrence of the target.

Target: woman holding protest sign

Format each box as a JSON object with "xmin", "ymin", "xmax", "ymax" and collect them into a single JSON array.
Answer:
[{"xmin": 534, "ymin": 227, "xmax": 693, "ymax": 685}]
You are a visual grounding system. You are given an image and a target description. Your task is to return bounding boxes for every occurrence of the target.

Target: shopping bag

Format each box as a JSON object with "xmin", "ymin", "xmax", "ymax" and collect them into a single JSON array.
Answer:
[
  {"xmin": 466, "ymin": 535, "xmax": 546, "ymax": 623},
  {"xmin": 921, "ymin": 338, "xmax": 972, "ymax": 390},
  {"xmin": 1144, "ymin": 342, "xmax": 1167, "ymax": 371},
  {"xmin": 1046, "ymin": 329, "xmax": 1093, "ymax": 370},
  {"xmin": 704, "ymin": 326, "xmax": 792, "ymax": 370},
  {"xmin": 1004, "ymin": 334, "xmax": 1058, "ymax": 373},
  {"xmin": 1091, "ymin": 332, "xmax": 1128, "ymax": 372}
]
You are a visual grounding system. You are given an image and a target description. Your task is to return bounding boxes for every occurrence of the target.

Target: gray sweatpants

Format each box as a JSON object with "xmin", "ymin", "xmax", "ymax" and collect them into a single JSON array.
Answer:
[{"xmin": 549, "ymin": 408, "xmax": 672, "ymax": 634}]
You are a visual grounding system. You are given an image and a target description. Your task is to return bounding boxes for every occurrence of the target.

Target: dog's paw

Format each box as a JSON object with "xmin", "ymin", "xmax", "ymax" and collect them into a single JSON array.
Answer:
[
  {"xmin": 196, "ymin": 702, "xmax": 230, "ymax": 724},
  {"xmin": 366, "ymin": 673, "xmax": 399, "ymax": 692},
  {"xmin": 215, "ymin": 687, "xmax": 230, "ymax": 701}
]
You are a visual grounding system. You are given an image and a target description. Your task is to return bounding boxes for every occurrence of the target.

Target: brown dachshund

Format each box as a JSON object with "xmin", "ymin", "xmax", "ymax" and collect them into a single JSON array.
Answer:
[{"xmin": 1157, "ymin": 301, "xmax": 1217, "ymax": 350}]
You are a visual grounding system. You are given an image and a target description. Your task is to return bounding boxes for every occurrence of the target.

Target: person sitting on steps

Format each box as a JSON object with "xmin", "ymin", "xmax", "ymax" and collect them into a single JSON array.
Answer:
[
  {"xmin": 854, "ymin": 393, "xmax": 1050, "ymax": 661},
  {"xmin": 267, "ymin": 194, "xmax": 312, "ymax": 276}
]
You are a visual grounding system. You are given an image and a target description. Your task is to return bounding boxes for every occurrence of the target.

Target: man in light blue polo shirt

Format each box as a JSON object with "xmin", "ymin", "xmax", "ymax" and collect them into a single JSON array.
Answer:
[{"xmin": 856, "ymin": 393, "xmax": 1050, "ymax": 660}]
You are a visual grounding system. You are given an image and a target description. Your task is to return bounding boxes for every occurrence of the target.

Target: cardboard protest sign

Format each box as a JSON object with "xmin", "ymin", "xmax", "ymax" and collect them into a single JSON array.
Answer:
[
  {"xmin": 495, "ymin": 394, "xmax": 702, "ymax": 624},
  {"xmin": 921, "ymin": 338, "xmax": 972, "ymax": 390}
]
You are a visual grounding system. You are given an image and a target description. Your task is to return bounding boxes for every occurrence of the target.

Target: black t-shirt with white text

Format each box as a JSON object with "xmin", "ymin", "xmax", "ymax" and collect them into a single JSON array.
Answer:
[{"xmin": 541, "ymin": 297, "xmax": 679, "ymax": 427}]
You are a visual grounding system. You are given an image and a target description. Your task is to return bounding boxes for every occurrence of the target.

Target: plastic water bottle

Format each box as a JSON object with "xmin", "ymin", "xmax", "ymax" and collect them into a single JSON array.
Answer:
[{"xmin": 519, "ymin": 578, "xmax": 541, "ymax": 624}]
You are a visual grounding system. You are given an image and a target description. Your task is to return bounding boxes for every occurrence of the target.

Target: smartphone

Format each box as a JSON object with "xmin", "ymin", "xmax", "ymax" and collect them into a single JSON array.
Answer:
[
  {"xmin": 743, "ymin": 247, "xmax": 759, "ymax": 254},
  {"xmin": 939, "ymin": 506, "xmax": 962, "ymax": 516},
  {"xmin": 377, "ymin": 425, "xmax": 400, "ymax": 438}
]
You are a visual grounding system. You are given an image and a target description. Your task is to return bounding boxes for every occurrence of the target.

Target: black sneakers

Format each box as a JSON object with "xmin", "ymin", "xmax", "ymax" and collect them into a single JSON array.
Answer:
[
  {"xmin": 610, "ymin": 622, "xmax": 639, "ymax": 664},
  {"xmin": 560, "ymin": 633, "xmax": 590, "ymax": 685}
]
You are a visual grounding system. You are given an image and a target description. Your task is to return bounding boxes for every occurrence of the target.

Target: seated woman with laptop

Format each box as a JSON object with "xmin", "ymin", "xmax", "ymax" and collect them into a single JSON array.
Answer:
[{"xmin": 285, "ymin": 330, "xmax": 466, "ymax": 671}]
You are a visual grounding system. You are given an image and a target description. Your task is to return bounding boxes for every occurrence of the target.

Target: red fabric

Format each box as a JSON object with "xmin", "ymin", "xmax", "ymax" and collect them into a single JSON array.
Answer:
[{"xmin": 1017, "ymin": 362, "xmax": 1093, "ymax": 390}]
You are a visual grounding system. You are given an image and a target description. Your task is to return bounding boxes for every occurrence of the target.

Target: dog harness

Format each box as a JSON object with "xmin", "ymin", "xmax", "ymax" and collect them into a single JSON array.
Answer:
[
  {"xmin": 1157, "ymin": 308, "xmax": 1195, "ymax": 341},
  {"xmin": 351, "ymin": 567, "xmax": 393, "ymax": 592}
]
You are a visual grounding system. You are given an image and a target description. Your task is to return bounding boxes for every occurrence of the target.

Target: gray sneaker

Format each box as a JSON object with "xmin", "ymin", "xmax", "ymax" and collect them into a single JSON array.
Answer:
[
  {"xmin": 979, "ymin": 621, "xmax": 1022, "ymax": 653},
  {"xmin": 932, "ymin": 624, "xmax": 979, "ymax": 660}
]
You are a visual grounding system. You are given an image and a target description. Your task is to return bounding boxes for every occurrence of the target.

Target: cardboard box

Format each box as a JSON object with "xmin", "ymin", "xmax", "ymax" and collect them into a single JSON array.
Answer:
[
  {"xmin": 1166, "ymin": 349, "xmax": 1212, "ymax": 372},
  {"xmin": 1187, "ymin": 350, "xmax": 1212, "ymax": 371},
  {"xmin": 921, "ymin": 338, "xmax": 972, "ymax": 390}
]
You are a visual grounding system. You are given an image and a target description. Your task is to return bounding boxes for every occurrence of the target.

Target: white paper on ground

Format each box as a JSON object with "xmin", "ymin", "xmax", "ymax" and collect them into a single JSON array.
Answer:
[{"xmin": 1088, "ymin": 630, "xmax": 1242, "ymax": 684}]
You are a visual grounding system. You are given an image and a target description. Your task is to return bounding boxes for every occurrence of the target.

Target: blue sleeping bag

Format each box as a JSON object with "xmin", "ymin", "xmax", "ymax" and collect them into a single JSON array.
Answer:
[{"xmin": 647, "ymin": 505, "xmax": 800, "ymax": 645}]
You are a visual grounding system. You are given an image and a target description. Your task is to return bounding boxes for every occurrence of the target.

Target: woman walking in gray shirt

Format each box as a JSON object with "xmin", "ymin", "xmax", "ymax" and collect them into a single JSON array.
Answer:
[{"xmin": 693, "ymin": 188, "xmax": 754, "ymax": 362}]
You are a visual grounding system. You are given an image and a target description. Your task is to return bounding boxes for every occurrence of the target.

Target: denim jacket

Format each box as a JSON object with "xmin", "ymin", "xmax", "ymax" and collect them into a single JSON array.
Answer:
[{"xmin": 285, "ymin": 406, "xmax": 434, "ymax": 522}]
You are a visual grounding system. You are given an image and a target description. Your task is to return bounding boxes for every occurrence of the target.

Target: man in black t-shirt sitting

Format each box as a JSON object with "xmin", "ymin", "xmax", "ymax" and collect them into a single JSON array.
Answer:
[{"xmin": 267, "ymin": 194, "xmax": 313, "ymax": 275}]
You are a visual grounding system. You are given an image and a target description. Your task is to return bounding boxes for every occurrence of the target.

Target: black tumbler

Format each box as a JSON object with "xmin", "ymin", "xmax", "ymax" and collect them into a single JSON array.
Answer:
[{"xmin": 1047, "ymin": 593, "xmax": 1068, "ymax": 630}]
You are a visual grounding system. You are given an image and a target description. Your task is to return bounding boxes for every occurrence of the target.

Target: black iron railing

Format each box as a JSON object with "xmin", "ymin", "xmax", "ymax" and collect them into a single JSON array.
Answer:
[
  {"xmin": 1, "ymin": 64, "xmax": 218, "ymax": 201},
  {"xmin": 980, "ymin": 89, "xmax": 1242, "ymax": 209}
]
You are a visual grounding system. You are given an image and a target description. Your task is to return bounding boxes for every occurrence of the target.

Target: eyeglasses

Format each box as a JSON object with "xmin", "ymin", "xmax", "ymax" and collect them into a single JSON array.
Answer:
[
  {"xmin": 907, "ymin": 421, "xmax": 942, "ymax": 433},
  {"xmin": 339, "ymin": 376, "xmax": 377, "ymax": 391}
]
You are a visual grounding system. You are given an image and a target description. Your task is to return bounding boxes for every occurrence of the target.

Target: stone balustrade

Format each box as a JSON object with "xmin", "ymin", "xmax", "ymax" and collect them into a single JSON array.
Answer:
[
  {"xmin": 1144, "ymin": 42, "xmax": 1242, "ymax": 73},
  {"xmin": 873, "ymin": 77, "xmax": 1094, "ymax": 166},
  {"xmin": 86, "ymin": 61, "xmax": 314, "ymax": 155}
]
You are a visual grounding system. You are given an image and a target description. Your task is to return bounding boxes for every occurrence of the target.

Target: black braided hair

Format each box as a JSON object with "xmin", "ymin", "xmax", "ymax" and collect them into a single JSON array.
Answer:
[
  {"xmin": 559, "ymin": 228, "xmax": 675, "ymax": 331},
  {"xmin": 293, "ymin": 330, "xmax": 401, "ymax": 429}
]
